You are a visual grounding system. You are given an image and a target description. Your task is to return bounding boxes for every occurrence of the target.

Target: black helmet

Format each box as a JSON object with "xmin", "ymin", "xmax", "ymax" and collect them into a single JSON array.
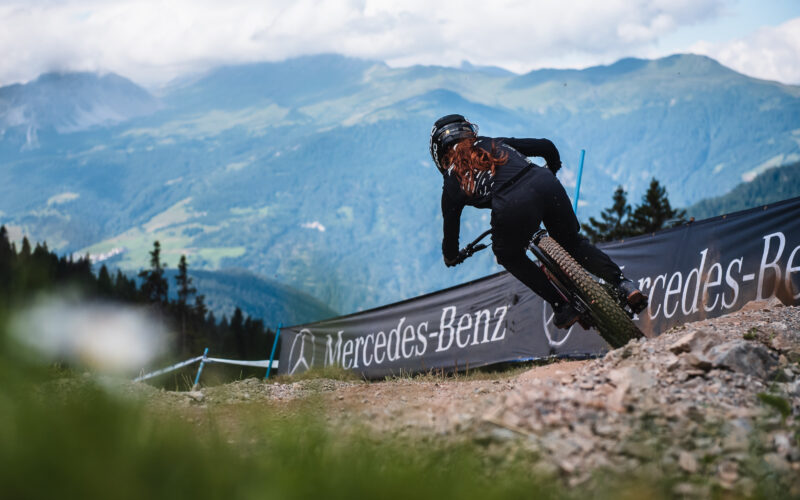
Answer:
[{"xmin": 429, "ymin": 114, "xmax": 478, "ymax": 173}]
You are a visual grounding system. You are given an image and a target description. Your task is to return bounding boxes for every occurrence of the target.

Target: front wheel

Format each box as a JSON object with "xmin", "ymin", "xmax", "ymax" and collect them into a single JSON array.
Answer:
[{"xmin": 537, "ymin": 236, "xmax": 643, "ymax": 348}]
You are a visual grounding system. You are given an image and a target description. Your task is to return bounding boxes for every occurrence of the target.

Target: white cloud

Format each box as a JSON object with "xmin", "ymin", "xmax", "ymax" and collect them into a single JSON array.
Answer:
[
  {"xmin": 0, "ymin": 0, "xmax": 733, "ymax": 88},
  {"xmin": 302, "ymin": 221, "xmax": 326, "ymax": 232},
  {"xmin": 689, "ymin": 17, "xmax": 800, "ymax": 84},
  {"xmin": 47, "ymin": 191, "xmax": 79, "ymax": 205}
]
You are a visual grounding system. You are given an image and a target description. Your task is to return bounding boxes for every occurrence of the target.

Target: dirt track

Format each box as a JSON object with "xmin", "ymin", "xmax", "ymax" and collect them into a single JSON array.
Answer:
[{"xmin": 135, "ymin": 300, "xmax": 800, "ymax": 493}]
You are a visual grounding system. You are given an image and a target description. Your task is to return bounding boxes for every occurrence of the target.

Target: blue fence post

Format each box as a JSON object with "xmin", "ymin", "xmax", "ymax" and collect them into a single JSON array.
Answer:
[
  {"xmin": 192, "ymin": 347, "xmax": 209, "ymax": 390},
  {"xmin": 573, "ymin": 149, "xmax": 586, "ymax": 215},
  {"xmin": 265, "ymin": 323, "xmax": 282, "ymax": 379}
]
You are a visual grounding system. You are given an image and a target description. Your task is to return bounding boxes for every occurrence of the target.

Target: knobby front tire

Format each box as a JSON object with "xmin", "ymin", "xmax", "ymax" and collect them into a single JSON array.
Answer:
[{"xmin": 537, "ymin": 236, "xmax": 643, "ymax": 348}]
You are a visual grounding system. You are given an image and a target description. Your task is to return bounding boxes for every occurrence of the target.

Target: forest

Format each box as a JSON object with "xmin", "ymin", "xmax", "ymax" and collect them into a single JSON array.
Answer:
[{"xmin": 0, "ymin": 226, "xmax": 277, "ymax": 378}]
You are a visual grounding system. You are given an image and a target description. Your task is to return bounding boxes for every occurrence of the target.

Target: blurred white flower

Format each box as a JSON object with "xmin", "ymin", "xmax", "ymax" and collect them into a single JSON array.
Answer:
[{"xmin": 10, "ymin": 298, "xmax": 168, "ymax": 374}]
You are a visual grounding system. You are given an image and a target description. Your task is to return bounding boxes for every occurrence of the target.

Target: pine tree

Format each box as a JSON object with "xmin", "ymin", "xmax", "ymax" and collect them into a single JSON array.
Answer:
[
  {"xmin": 138, "ymin": 241, "xmax": 168, "ymax": 304},
  {"xmin": 230, "ymin": 307, "xmax": 246, "ymax": 358},
  {"xmin": 20, "ymin": 237, "xmax": 31, "ymax": 260},
  {"xmin": 114, "ymin": 270, "xmax": 138, "ymax": 301},
  {"xmin": 0, "ymin": 226, "xmax": 13, "ymax": 305},
  {"xmin": 582, "ymin": 186, "xmax": 634, "ymax": 243},
  {"xmin": 174, "ymin": 254, "xmax": 197, "ymax": 353},
  {"xmin": 97, "ymin": 265, "xmax": 114, "ymax": 296},
  {"xmin": 206, "ymin": 311, "xmax": 217, "ymax": 329},
  {"xmin": 0, "ymin": 226, "xmax": 13, "ymax": 289},
  {"xmin": 629, "ymin": 178, "xmax": 687, "ymax": 234},
  {"xmin": 194, "ymin": 294, "xmax": 208, "ymax": 319},
  {"xmin": 175, "ymin": 255, "xmax": 196, "ymax": 306}
]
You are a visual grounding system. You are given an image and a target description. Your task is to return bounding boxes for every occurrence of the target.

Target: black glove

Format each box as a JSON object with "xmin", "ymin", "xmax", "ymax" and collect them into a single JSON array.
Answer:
[{"xmin": 444, "ymin": 254, "xmax": 461, "ymax": 267}]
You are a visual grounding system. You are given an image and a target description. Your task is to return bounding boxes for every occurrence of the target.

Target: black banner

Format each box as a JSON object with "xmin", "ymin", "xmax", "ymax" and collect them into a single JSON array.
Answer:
[{"xmin": 278, "ymin": 197, "xmax": 800, "ymax": 378}]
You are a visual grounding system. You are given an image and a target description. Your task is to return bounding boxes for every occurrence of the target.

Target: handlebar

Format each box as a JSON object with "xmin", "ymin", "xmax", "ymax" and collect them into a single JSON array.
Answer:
[{"xmin": 453, "ymin": 229, "xmax": 492, "ymax": 264}]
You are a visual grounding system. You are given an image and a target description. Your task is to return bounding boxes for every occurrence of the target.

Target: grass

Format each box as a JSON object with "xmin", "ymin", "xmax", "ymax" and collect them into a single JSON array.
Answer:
[
  {"xmin": 404, "ymin": 360, "xmax": 540, "ymax": 382},
  {"xmin": 268, "ymin": 358, "xmax": 565, "ymax": 385},
  {"xmin": 2, "ymin": 313, "xmax": 797, "ymax": 500},
  {"xmin": 0, "ymin": 363, "xmax": 565, "ymax": 500},
  {"xmin": 270, "ymin": 364, "xmax": 365, "ymax": 384}
]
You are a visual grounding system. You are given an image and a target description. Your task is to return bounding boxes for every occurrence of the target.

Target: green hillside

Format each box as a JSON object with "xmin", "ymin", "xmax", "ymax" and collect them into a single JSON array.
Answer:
[
  {"xmin": 686, "ymin": 161, "xmax": 800, "ymax": 220},
  {"xmin": 164, "ymin": 268, "xmax": 338, "ymax": 327}
]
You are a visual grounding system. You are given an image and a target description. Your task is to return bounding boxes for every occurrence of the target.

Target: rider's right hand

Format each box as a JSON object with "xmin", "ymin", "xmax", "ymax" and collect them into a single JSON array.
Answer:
[{"xmin": 444, "ymin": 255, "xmax": 460, "ymax": 267}]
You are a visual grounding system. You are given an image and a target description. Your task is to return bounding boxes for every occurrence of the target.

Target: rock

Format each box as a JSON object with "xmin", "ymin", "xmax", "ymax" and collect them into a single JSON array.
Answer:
[
  {"xmin": 775, "ymin": 433, "xmax": 793, "ymax": 456},
  {"xmin": 606, "ymin": 382, "xmax": 630, "ymax": 413},
  {"xmin": 532, "ymin": 459, "xmax": 560, "ymax": 477},
  {"xmin": 186, "ymin": 391, "xmax": 204, "ymax": 402},
  {"xmin": 737, "ymin": 478, "xmax": 756, "ymax": 498},
  {"xmin": 706, "ymin": 341, "xmax": 778, "ymax": 379},
  {"xmin": 790, "ymin": 380, "xmax": 800, "ymax": 398},
  {"xmin": 477, "ymin": 427, "xmax": 517, "ymax": 444},
  {"xmin": 673, "ymin": 482, "xmax": 705, "ymax": 497},
  {"xmin": 722, "ymin": 420, "xmax": 751, "ymax": 452},
  {"xmin": 764, "ymin": 453, "xmax": 792, "ymax": 472},
  {"xmin": 770, "ymin": 326, "xmax": 800, "ymax": 356},
  {"xmin": 607, "ymin": 366, "xmax": 656, "ymax": 390},
  {"xmin": 680, "ymin": 352, "xmax": 713, "ymax": 371},
  {"xmin": 669, "ymin": 330, "xmax": 713, "ymax": 354},
  {"xmin": 678, "ymin": 451, "xmax": 699, "ymax": 473},
  {"xmin": 739, "ymin": 297, "xmax": 784, "ymax": 312},
  {"xmin": 593, "ymin": 422, "xmax": 617, "ymax": 438},
  {"xmin": 717, "ymin": 460, "xmax": 739, "ymax": 486},
  {"xmin": 621, "ymin": 441, "xmax": 657, "ymax": 460}
]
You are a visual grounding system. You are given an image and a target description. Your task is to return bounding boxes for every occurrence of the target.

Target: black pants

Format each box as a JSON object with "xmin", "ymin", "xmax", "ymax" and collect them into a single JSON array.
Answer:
[{"xmin": 491, "ymin": 168, "xmax": 622, "ymax": 307}]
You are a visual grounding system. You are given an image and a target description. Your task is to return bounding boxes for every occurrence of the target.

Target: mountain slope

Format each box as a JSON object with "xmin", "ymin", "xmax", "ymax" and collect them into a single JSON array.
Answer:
[
  {"xmin": 163, "ymin": 268, "xmax": 338, "ymax": 327},
  {"xmin": 686, "ymin": 161, "xmax": 800, "ymax": 219},
  {"xmin": 1, "ymin": 53, "xmax": 798, "ymax": 314},
  {"xmin": 0, "ymin": 72, "xmax": 159, "ymax": 140}
]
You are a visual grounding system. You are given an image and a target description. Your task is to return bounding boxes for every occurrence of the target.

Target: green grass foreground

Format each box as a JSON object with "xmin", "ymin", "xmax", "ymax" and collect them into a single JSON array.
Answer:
[
  {"xmin": 0, "ymin": 378, "xmax": 559, "ymax": 499},
  {"xmin": 0, "ymin": 310, "xmax": 560, "ymax": 500},
  {"xmin": 0, "ymin": 318, "xmax": 793, "ymax": 500}
]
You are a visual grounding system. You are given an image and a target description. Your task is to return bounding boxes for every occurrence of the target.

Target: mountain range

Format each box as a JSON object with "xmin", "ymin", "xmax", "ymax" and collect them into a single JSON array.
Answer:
[{"xmin": 1, "ymin": 53, "xmax": 799, "ymax": 321}]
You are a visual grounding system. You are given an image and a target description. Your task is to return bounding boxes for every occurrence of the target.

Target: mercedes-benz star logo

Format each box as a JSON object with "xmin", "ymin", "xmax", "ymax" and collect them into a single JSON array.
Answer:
[
  {"xmin": 287, "ymin": 329, "xmax": 316, "ymax": 375},
  {"xmin": 542, "ymin": 303, "xmax": 576, "ymax": 347}
]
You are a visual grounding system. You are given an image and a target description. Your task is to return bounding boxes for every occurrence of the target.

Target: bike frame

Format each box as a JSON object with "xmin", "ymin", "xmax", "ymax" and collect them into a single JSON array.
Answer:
[{"xmin": 457, "ymin": 228, "xmax": 599, "ymax": 327}]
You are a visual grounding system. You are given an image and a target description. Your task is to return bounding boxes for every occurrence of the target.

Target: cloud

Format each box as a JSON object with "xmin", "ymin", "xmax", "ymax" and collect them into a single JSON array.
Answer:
[
  {"xmin": 47, "ymin": 191, "xmax": 80, "ymax": 206},
  {"xmin": 689, "ymin": 17, "xmax": 800, "ymax": 84},
  {"xmin": 302, "ymin": 221, "xmax": 326, "ymax": 232},
  {"xmin": 0, "ymin": 0, "xmax": 752, "ymax": 88}
]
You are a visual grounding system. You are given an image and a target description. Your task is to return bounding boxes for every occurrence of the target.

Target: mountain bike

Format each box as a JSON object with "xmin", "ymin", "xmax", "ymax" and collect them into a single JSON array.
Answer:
[{"xmin": 455, "ymin": 229, "xmax": 644, "ymax": 348}]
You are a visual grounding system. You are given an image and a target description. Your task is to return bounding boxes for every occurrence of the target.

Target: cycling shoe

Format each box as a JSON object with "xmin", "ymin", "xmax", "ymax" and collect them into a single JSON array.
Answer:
[
  {"xmin": 553, "ymin": 303, "xmax": 580, "ymax": 329},
  {"xmin": 619, "ymin": 279, "xmax": 648, "ymax": 314}
]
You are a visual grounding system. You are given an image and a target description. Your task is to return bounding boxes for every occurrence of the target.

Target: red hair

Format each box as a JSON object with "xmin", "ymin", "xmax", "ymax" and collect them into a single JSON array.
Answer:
[{"xmin": 443, "ymin": 139, "xmax": 508, "ymax": 196}]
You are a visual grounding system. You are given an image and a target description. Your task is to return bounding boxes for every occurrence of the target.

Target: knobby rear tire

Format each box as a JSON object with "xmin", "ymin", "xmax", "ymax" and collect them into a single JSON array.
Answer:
[{"xmin": 537, "ymin": 236, "xmax": 643, "ymax": 348}]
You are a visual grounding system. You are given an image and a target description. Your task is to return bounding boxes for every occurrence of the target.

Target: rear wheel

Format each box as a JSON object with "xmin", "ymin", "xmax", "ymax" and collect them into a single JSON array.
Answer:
[{"xmin": 537, "ymin": 236, "xmax": 643, "ymax": 348}]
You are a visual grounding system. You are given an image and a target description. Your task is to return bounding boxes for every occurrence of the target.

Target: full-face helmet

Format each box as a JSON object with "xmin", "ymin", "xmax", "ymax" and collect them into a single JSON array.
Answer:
[{"xmin": 429, "ymin": 114, "xmax": 478, "ymax": 173}]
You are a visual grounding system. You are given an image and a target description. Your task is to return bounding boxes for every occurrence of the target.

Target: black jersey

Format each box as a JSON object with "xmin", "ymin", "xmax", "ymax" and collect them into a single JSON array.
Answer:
[{"xmin": 440, "ymin": 136, "xmax": 562, "ymax": 259}]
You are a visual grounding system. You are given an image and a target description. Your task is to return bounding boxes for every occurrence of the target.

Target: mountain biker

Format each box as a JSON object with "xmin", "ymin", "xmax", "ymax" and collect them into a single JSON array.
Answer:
[{"xmin": 430, "ymin": 114, "xmax": 647, "ymax": 329}]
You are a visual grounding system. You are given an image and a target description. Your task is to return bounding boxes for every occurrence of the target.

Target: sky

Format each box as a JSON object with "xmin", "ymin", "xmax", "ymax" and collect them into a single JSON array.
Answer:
[{"xmin": 0, "ymin": 0, "xmax": 799, "ymax": 89}]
